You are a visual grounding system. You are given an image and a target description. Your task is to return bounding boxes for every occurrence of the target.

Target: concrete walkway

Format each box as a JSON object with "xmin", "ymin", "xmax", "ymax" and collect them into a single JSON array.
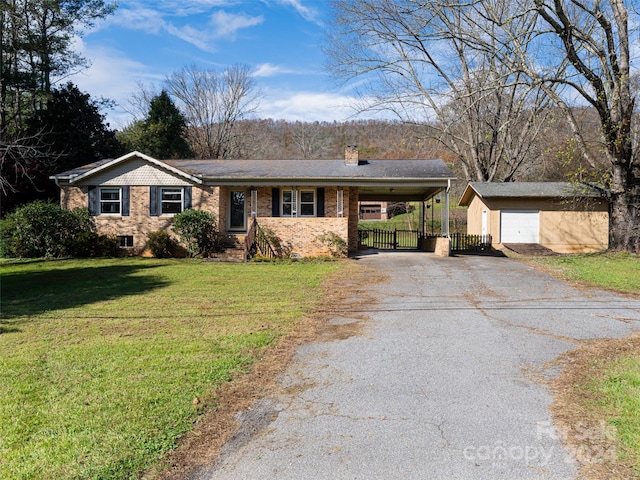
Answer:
[{"xmin": 195, "ymin": 252, "xmax": 640, "ymax": 480}]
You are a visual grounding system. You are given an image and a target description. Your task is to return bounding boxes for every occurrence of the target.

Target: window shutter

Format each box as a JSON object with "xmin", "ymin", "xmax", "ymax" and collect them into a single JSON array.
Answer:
[
  {"xmin": 122, "ymin": 186, "xmax": 130, "ymax": 216},
  {"xmin": 291, "ymin": 189, "xmax": 298, "ymax": 217},
  {"xmin": 184, "ymin": 186, "xmax": 192, "ymax": 209},
  {"xmin": 337, "ymin": 189, "xmax": 344, "ymax": 217},
  {"xmin": 250, "ymin": 189, "xmax": 257, "ymax": 217},
  {"xmin": 317, "ymin": 188, "xmax": 325, "ymax": 217},
  {"xmin": 271, "ymin": 188, "xmax": 280, "ymax": 217},
  {"xmin": 150, "ymin": 186, "xmax": 158, "ymax": 216},
  {"xmin": 88, "ymin": 186, "xmax": 97, "ymax": 215}
]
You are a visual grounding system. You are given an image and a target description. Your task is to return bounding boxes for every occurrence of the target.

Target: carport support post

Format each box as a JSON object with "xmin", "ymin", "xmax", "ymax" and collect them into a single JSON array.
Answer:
[{"xmin": 442, "ymin": 182, "xmax": 450, "ymax": 237}]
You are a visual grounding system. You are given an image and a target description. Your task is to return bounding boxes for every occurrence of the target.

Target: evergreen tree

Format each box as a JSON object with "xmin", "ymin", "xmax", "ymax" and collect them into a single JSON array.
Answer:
[
  {"xmin": 30, "ymin": 83, "xmax": 124, "ymax": 171},
  {"xmin": 1, "ymin": 83, "xmax": 125, "ymax": 214},
  {"xmin": 0, "ymin": 0, "xmax": 117, "ymax": 214},
  {"xmin": 135, "ymin": 91, "xmax": 193, "ymax": 159}
]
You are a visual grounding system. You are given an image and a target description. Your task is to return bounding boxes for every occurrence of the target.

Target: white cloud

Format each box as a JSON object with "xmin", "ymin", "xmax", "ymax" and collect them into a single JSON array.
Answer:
[
  {"xmin": 157, "ymin": 0, "xmax": 239, "ymax": 15},
  {"xmin": 101, "ymin": 4, "xmax": 263, "ymax": 52},
  {"xmin": 253, "ymin": 63, "xmax": 301, "ymax": 77},
  {"xmin": 68, "ymin": 38, "xmax": 165, "ymax": 129},
  {"xmin": 103, "ymin": 6, "xmax": 167, "ymax": 34},
  {"xmin": 276, "ymin": 0, "xmax": 323, "ymax": 25},
  {"xmin": 259, "ymin": 90, "xmax": 361, "ymax": 121},
  {"xmin": 164, "ymin": 23, "xmax": 215, "ymax": 51},
  {"xmin": 209, "ymin": 10, "xmax": 264, "ymax": 39}
]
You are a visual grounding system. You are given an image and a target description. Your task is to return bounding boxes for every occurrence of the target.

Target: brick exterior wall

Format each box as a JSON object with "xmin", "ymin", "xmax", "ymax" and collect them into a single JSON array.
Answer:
[
  {"xmin": 257, "ymin": 217, "xmax": 349, "ymax": 257},
  {"xmin": 254, "ymin": 185, "xmax": 358, "ymax": 256},
  {"xmin": 61, "ymin": 185, "xmax": 219, "ymax": 254},
  {"xmin": 61, "ymin": 182, "xmax": 360, "ymax": 257}
]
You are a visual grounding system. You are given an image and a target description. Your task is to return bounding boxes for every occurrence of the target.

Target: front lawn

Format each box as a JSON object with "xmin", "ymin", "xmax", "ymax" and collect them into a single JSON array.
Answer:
[
  {"xmin": 552, "ymin": 337, "xmax": 640, "ymax": 479},
  {"xmin": 526, "ymin": 252, "xmax": 640, "ymax": 294},
  {"xmin": 0, "ymin": 258, "xmax": 343, "ymax": 479},
  {"xmin": 530, "ymin": 252, "xmax": 640, "ymax": 478}
]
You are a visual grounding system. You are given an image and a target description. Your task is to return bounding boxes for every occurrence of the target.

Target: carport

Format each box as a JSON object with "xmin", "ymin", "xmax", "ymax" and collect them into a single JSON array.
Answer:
[{"xmin": 357, "ymin": 175, "xmax": 453, "ymax": 250}]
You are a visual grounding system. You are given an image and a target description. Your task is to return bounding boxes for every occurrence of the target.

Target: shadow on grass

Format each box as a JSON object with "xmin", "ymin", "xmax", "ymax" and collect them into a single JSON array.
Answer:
[{"xmin": 0, "ymin": 263, "xmax": 169, "ymax": 329}]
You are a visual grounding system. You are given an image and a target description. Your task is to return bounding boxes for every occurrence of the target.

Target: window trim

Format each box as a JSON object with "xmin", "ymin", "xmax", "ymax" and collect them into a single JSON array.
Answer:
[
  {"xmin": 299, "ymin": 189, "xmax": 316, "ymax": 217},
  {"xmin": 281, "ymin": 188, "xmax": 316, "ymax": 217},
  {"xmin": 281, "ymin": 189, "xmax": 295, "ymax": 217},
  {"xmin": 99, "ymin": 187, "xmax": 122, "ymax": 216},
  {"xmin": 118, "ymin": 235, "xmax": 134, "ymax": 248},
  {"xmin": 160, "ymin": 187, "xmax": 184, "ymax": 215}
]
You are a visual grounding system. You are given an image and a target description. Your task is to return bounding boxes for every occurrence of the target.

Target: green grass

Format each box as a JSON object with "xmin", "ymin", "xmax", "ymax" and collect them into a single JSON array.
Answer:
[
  {"xmin": 0, "ymin": 258, "xmax": 341, "ymax": 479},
  {"xmin": 579, "ymin": 350, "xmax": 640, "ymax": 474},
  {"xmin": 527, "ymin": 252, "xmax": 640, "ymax": 294},
  {"xmin": 359, "ymin": 202, "xmax": 467, "ymax": 235}
]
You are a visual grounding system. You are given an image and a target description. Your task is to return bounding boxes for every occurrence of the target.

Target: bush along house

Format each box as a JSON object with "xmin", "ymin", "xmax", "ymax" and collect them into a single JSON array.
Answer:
[{"xmin": 51, "ymin": 146, "xmax": 456, "ymax": 259}]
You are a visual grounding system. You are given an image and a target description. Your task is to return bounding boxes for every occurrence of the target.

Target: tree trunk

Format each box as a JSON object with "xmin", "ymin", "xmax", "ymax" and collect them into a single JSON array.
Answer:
[{"xmin": 609, "ymin": 163, "xmax": 640, "ymax": 251}]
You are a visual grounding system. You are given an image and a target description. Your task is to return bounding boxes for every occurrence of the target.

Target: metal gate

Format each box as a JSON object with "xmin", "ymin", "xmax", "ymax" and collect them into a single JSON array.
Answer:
[{"xmin": 358, "ymin": 228, "xmax": 419, "ymax": 250}]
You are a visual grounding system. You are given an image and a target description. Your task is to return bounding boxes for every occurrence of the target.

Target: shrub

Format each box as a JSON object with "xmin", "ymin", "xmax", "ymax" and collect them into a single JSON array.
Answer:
[
  {"xmin": 71, "ymin": 231, "xmax": 120, "ymax": 258},
  {"xmin": 172, "ymin": 209, "xmax": 218, "ymax": 257},
  {"xmin": 0, "ymin": 202, "xmax": 92, "ymax": 258},
  {"xmin": 146, "ymin": 230, "xmax": 176, "ymax": 258},
  {"xmin": 316, "ymin": 232, "xmax": 348, "ymax": 258}
]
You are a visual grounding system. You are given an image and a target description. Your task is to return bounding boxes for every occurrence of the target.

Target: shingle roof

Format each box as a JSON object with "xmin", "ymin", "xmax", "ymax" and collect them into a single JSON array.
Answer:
[
  {"xmin": 458, "ymin": 182, "xmax": 606, "ymax": 206},
  {"xmin": 163, "ymin": 158, "xmax": 455, "ymax": 182},
  {"xmin": 51, "ymin": 152, "xmax": 456, "ymax": 186}
]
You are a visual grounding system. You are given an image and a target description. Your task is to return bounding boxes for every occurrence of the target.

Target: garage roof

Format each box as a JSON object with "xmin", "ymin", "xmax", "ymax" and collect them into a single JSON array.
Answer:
[{"xmin": 458, "ymin": 182, "xmax": 606, "ymax": 206}]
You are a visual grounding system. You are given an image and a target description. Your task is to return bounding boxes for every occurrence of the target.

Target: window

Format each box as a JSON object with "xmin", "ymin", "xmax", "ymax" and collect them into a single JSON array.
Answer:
[
  {"xmin": 161, "ymin": 188, "xmax": 183, "ymax": 214},
  {"xmin": 299, "ymin": 190, "xmax": 315, "ymax": 216},
  {"xmin": 282, "ymin": 190, "xmax": 295, "ymax": 216},
  {"xmin": 118, "ymin": 235, "xmax": 134, "ymax": 248},
  {"xmin": 100, "ymin": 187, "xmax": 121, "ymax": 214},
  {"xmin": 282, "ymin": 189, "xmax": 315, "ymax": 217},
  {"xmin": 150, "ymin": 186, "xmax": 191, "ymax": 216}
]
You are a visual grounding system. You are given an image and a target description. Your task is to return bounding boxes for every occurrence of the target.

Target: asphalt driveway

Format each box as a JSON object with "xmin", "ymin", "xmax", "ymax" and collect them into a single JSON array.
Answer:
[{"xmin": 195, "ymin": 252, "xmax": 640, "ymax": 480}]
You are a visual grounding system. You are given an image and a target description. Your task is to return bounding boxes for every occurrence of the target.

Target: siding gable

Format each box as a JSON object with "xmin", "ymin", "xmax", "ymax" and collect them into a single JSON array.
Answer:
[{"xmin": 76, "ymin": 158, "xmax": 191, "ymax": 186}]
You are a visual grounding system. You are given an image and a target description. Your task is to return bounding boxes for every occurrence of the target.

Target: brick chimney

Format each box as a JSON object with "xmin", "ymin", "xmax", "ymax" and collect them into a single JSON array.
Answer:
[{"xmin": 345, "ymin": 145, "xmax": 359, "ymax": 165}]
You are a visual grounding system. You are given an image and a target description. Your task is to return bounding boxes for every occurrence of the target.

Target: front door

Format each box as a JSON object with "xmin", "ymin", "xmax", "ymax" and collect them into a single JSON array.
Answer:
[{"xmin": 229, "ymin": 190, "xmax": 246, "ymax": 231}]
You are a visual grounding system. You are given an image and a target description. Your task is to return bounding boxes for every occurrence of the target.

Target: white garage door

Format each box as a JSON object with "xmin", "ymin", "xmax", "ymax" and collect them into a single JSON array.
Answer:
[{"xmin": 501, "ymin": 210, "xmax": 539, "ymax": 243}]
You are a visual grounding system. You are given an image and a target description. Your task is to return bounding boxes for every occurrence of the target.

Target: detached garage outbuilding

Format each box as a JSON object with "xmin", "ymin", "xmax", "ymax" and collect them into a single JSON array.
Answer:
[{"xmin": 459, "ymin": 182, "xmax": 609, "ymax": 253}]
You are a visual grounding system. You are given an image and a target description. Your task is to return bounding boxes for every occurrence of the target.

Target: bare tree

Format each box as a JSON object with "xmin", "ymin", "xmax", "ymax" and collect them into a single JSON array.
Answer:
[
  {"xmin": 165, "ymin": 64, "xmax": 260, "ymax": 159},
  {"xmin": 122, "ymin": 82, "xmax": 159, "ymax": 123},
  {"xmin": 328, "ymin": 0, "xmax": 640, "ymax": 251},
  {"xmin": 326, "ymin": 0, "xmax": 554, "ymax": 182},
  {"xmin": 0, "ymin": 129, "xmax": 56, "ymax": 195},
  {"xmin": 290, "ymin": 121, "xmax": 333, "ymax": 159},
  {"xmin": 443, "ymin": 0, "xmax": 638, "ymax": 250},
  {"xmin": 535, "ymin": 0, "xmax": 637, "ymax": 251}
]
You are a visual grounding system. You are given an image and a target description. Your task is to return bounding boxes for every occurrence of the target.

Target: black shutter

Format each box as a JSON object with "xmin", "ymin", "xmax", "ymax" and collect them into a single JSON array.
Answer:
[
  {"xmin": 271, "ymin": 188, "xmax": 280, "ymax": 217},
  {"xmin": 150, "ymin": 186, "xmax": 158, "ymax": 216},
  {"xmin": 122, "ymin": 186, "xmax": 130, "ymax": 216},
  {"xmin": 184, "ymin": 186, "xmax": 192, "ymax": 209},
  {"xmin": 88, "ymin": 186, "xmax": 97, "ymax": 215},
  {"xmin": 317, "ymin": 188, "xmax": 325, "ymax": 217}
]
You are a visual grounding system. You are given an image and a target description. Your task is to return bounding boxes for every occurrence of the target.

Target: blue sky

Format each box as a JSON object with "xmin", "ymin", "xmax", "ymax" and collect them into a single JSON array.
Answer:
[{"xmin": 69, "ymin": 0, "xmax": 361, "ymax": 129}]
